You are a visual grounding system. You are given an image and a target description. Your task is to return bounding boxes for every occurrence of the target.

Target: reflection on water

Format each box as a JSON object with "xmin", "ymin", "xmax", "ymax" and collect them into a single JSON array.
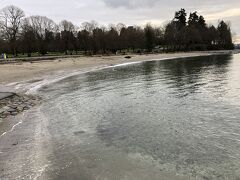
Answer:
[{"xmin": 39, "ymin": 54, "xmax": 240, "ymax": 179}]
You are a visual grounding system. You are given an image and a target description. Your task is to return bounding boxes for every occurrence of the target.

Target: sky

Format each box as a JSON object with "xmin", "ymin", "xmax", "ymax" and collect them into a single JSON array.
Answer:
[{"xmin": 1, "ymin": 0, "xmax": 240, "ymax": 43}]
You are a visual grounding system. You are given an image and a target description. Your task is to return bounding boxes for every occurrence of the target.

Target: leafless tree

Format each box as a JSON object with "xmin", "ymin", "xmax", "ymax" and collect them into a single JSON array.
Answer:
[
  {"xmin": 81, "ymin": 20, "xmax": 98, "ymax": 34},
  {"xmin": 26, "ymin": 16, "xmax": 57, "ymax": 38},
  {"xmin": 116, "ymin": 23, "xmax": 126, "ymax": 34},
  {"xmin": 59, "ymin": 20, "xmax": 75, "ymax": 32},
  {"xmin": 0, "ymin": 5, "xmax": 25, "ymax": 55},
  {"xmin": 25, "ymin": 16, "xmax": 57, "ymax": 55}
]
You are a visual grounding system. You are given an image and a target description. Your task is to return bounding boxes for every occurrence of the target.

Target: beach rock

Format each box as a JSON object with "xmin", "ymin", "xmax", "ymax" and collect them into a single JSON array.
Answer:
[
  {"xmin": 17, "ymin": 106, "xmax": 24, "ymax": 112},
  {"xmin": 0, "ymin": 94, "xmax": 40, "ymax": 119},
  {"xmin": 12, "ymin": 142, "xmax": 18, "ymax": 146},
  {"xmin": 7, "ymin": 108, "xmax": 16, "ymax": 113},
  {"xmin": 11, "ymin": 112, "xmax": 18, "ymax": 116},
  {"xmin": 8, "ymin": 105, "xmax": 18, "ymax": 109}
]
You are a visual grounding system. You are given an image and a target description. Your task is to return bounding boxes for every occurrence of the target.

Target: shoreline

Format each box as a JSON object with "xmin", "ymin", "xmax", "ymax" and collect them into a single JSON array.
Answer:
[
  {"xmin": 1, "ymin": 49, "xmax": 238, "ymax": 63},
  {"xmin": 0, "ymin": 50, "xmax": 238, "ymax": 120},
  {"xmin": 0, "ymin": 50, "xmax": 237, "ymax": 87}
]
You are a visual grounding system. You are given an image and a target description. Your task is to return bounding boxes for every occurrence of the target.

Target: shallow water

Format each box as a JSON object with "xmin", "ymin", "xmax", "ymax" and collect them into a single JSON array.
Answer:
[
  {"xmin": 2, "ymin": 54, "xmax": 240, "ymax": 180},
  {"xmin": 36, "ymin": 54, "xmax": 240, "ymax": 179}
]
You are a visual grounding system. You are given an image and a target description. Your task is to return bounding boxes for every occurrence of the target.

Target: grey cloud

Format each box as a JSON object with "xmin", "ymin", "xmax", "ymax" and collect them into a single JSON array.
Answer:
[
  {"xmin": 102, "ymin": 0, "xmax": 157, "ymax": 8},
  {"xmin": 102, "ymin": 0, "xmax": 240, "ymax": 10}
]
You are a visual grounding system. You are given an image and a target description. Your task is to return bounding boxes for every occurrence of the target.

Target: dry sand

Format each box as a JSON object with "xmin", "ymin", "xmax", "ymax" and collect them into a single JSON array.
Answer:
[{"xmin": 0, "ymin": 51, "xmax": 232, "ymax": 88}]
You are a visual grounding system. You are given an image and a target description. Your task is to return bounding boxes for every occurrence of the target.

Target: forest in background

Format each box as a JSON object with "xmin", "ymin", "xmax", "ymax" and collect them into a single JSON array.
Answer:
[{"xmin": 0, "ymin": 6, "xmax": 234, "ymax": 57}]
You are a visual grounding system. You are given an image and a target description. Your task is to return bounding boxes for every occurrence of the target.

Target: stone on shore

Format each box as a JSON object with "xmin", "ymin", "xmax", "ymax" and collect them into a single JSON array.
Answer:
[{"xmin": 0, "ymin": 93, "xmax": 40, "ymax": 120}]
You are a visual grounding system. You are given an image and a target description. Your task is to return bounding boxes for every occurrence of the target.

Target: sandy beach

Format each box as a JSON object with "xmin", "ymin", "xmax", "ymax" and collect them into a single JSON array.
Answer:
[{"xmin": 0, "ymin": 51, "xmax": 234, "ymax": 88}]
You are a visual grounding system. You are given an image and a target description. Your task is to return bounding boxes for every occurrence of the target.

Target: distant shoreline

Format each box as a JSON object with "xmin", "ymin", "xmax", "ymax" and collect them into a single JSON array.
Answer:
[{"xmin": 0, "ymin": 49, "xmax": 239, "ymax": 64}]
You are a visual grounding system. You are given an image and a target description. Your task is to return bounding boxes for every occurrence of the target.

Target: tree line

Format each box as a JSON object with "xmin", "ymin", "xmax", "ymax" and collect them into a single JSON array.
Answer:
[{"xmin": 0, "ymin": 6, "xmax": 234, "ymax": 57}]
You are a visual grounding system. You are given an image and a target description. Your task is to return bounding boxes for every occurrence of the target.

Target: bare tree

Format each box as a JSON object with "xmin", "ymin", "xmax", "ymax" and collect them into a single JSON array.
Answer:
[
  {"xmin": 20, "ymin": 18, "xmax": 36, "ymax": 57},
  {"xmin": 0, "ymin": 5, "xmax": 25, "ymax": 56},
  {"xmin": 145, "ymin": 24, "xmax": 155, "ymax": 52},
  {"xmin": 25, "ymin": 16, "xmax": 57, "ymax": 55},
  {"xmin": 81, "ymin": 20, "xmax": 98, "ymax": 34},
  {"xmin": 26, "ymin": 16, "xmax": 57, "ymax": 38},
  {"xmin": 59, "ymin": 20, "xmax": 75, "ymax": 32},
  {"xmin": 116, "ymin": 23, "xmax": 126, "ymax": 34}
]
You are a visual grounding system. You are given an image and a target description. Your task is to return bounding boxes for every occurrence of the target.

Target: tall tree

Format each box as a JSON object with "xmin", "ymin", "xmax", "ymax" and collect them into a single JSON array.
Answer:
[
  {"xmin": 59, "ymin": 20, "xmax": 75, "ymax": 32},
  {"xmin": 217, "ymin": 21, "xmax": 233, "ymax": 49},
  {"xmin": 106, "ymin": 27, "xmax": 118, "ymax": 53},
  {"xmin": 0, "ymin": 5, "xmax": 25, "ymax": 56},
  {"xmin": 77, "ymin": 30, "xmax": 90, "ymax": 54},
  {"xmin": 144, "ymin": 24, "xmax": 155, "ymax": 52},
  {"xmin": 26, "ymin": 16, "xmax": 57, "ymax": 55},
  {"xmin": 21, "ymin": 19, "xmax": 36, "ymax": 57},
  {"xmin": 188, "ymin": 12, "xmax": 199, "ymax": 27},
  {"xmin": 174, "ymin": 8, "xmax": 187, "ymax": 30}
]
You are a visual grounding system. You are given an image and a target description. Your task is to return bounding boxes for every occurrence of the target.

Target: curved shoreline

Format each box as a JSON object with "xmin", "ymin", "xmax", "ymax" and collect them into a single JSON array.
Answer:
[
  {"xmin": 10, "ymin": 52, "xmax": 235, "ymax": 95},
  {"xmin": 0, "ymin": 51, "xmax": 237, "ymax": 121},
  {"xmin": 0, "ymin": 51, "xmax": 236, "ymax": 87},
  {"xmin": 26, "ymin": 54, "xmax": 213, "ymax": 94}
]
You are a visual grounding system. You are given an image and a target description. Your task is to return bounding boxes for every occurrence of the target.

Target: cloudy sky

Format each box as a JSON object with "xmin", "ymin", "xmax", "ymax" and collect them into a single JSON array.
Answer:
[{"xmin": 1, "ymin": 0, "xmax": 240, "ymax": 43}]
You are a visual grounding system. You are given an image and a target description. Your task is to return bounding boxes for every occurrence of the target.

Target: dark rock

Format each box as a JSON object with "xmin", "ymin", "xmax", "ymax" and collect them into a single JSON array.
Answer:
[
  {"xmin": 9, "ymin": 105, "xmax": 18, "ymax": 109},
  {"xmin": 12, "ymin": 142, "xmax": 18, "ymax": 146}
]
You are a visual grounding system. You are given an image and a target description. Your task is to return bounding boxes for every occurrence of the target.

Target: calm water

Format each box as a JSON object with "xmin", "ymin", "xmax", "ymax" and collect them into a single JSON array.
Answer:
[{"xmin": 36, "ymin": 54, "xmax": 240, "ymax": 179}]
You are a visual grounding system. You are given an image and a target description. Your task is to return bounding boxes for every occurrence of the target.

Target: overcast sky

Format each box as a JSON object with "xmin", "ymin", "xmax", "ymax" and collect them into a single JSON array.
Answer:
[{"xmin": 1, "ymin": 0, "xmax": 240, "ymax": 43}]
